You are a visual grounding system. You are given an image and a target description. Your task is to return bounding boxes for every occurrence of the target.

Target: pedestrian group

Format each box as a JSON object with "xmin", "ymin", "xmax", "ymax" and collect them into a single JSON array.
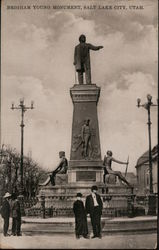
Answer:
[
  {"xmin": 1, "ymin": 185, "xmax": 102, "ymax": 239},
  {"xmin": 1, "ymin": 192, "xmax": 22, "ymax": 237},
  {"xmin": 73, "ymin": 185, "xmax": 103, "ymax": 239}
]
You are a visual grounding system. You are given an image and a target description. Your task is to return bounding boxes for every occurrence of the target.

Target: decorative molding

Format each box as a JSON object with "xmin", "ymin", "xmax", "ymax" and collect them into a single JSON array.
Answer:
[{"xmin": 70, "ymin": 84, "xmax": 101, "ymax": 103}]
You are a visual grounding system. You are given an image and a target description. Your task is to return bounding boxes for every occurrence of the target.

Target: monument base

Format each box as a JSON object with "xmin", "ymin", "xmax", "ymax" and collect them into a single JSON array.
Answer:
[{"xmin": 25, "ymin": 178, "xmax": 134, "ymax": 218}]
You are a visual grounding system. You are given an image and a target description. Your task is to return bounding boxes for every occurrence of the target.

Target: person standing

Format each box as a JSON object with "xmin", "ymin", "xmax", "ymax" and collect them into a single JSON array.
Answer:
[
  {"xmin": 74, "ymin": 34, "xmax": 103, "ymax": 84},
  {"xmin": 73, "ymin": 193, "xmax": 89, "ymax": 239},
  {"xmin": 11, "ymin": 193, "xmax": 22, "ymax": 236},
  {"xmin": 1, "ymin": 192, "xmax": 11, "ymax": 236},
  {"xmin": 85, "ymin": 186, "xmax": 103, "ymax": 239}
]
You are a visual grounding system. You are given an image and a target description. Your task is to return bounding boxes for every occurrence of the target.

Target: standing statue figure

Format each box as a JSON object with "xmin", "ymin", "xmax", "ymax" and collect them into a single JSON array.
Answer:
[
  {"xmin": 74, "ymin": 34, "xmax": 103, "ymax": 84},
  {"xmin": 39, "ymin": 151, "xmax": 68, "ymax": 186},
  {"xmin": 81, "ymin": 119, "xmax": 92, "ymax": 158},
  {"xmin": 103, "ymin": 150, "xmax": 131, "ymax": 187}
]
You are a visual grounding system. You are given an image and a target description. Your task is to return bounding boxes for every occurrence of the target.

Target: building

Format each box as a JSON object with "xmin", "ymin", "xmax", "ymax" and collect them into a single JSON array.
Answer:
[{"xmin": 135, "ymin": 145, "xmax": 158, "ymax": 195}]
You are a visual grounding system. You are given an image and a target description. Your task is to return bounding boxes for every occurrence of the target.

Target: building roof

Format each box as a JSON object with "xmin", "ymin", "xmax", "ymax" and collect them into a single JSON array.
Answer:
[{"xmin": 135, "ymin": 145, "xmax": 158, "ymax": 168}]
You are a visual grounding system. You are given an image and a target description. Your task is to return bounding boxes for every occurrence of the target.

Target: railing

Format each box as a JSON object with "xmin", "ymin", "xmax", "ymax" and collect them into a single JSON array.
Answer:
[
  {"xmin": 24, "ymin": 193, "xmax": 137, "ymax": 218},
  {"xmin": 23, "ymin": 197, "xmax": 38, "ymax": 208}
]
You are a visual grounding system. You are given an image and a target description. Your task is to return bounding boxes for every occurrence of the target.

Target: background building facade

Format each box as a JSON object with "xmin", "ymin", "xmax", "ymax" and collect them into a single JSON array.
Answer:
[{"xmin": 135, "ymin": 145, "xmax": 158, "ymax": 195}]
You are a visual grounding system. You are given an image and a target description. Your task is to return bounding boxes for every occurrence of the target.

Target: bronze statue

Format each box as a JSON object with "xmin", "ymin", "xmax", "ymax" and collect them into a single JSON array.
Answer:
[
  {"xmin": 39, "ymin": 151, "xmax": 68, "ymax": 186},
  {"xmin": 74, "ymin": 34, "xmax": 103, "ymax": 84},
  {"xmin": 103, "ymin": 150, "xmax": 131, "ymax": 187}
]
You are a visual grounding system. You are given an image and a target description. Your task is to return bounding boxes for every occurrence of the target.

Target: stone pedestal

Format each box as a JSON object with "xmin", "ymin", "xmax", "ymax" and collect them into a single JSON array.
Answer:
[
  {"xmin": 27, "ymin": 184, "xmax": 134, "ymax": 217},
  {"xmin": 69, "ymin": 84, "xmax": 103, "ymax": 183}
]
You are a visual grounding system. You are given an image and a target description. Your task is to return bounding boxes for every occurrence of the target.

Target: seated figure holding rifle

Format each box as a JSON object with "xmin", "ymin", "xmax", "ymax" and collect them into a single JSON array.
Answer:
[
  {"xmin": 40, "ymin": 151, "xmax": 68, "ymax": 186},
  {"xmin": 103, "ymin": 150, "xmax": 131, "ymax": 187}
]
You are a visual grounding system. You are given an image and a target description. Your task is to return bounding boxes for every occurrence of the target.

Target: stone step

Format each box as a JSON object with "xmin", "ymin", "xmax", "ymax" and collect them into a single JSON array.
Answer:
[{"xmin": 21, "ymin": 216, "xmax": 157, "ymax": 235}]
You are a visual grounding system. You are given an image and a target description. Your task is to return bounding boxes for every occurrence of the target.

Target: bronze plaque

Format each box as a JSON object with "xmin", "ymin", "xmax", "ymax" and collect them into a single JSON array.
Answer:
[{"xmin": 76, "ymin": 171, "xmax": 96, "ymax": 181}]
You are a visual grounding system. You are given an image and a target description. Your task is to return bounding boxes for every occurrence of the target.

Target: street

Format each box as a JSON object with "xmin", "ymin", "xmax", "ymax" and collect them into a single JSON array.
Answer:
[{"xmin": 0, "ymin": 232, "xmax": 157, "ymax": 249}]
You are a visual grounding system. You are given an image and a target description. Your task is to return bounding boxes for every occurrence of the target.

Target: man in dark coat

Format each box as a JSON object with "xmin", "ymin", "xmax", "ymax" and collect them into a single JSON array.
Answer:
[
  {"xmin": 74, "ymin": 34, "xmax": 103, "ymax": 84},
  {"xmin": 73, "ymin": 193, "xmax": 89, "ymax": 239},
  {"xmin": 85, "ymin": 186, "xmax": 103, "ymax": 238},
  {"xmin": 1, "ymin": 192, "xmax": 11, "ymax": 236},
  {"xmin": 11, "ymin": 193, "xmax": 22, "ymax": 236}
]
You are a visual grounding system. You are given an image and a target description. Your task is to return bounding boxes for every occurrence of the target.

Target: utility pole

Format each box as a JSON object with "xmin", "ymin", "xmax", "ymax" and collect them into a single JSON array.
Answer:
[
  {"xmin": 11, "ymin": 99, "xmax": 34, "ymax": 195},
  {"xmin": 137, "ymin": 94, "xmax": 158, "ymax": 215}
]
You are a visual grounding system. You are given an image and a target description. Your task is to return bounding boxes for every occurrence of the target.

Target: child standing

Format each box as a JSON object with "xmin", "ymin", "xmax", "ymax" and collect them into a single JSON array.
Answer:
[{"xmin": 73, "ymin": 193, "xmax": 89, "ymax": 239}]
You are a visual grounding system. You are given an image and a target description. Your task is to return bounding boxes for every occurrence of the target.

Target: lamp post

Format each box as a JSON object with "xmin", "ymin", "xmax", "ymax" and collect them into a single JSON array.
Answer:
[
  {"xmin": 11, "ymin": 99, "xmax": 34, "ymax": 195},
  {"xmin": 137, "ymin": 94, "xmax": 158, "ymax": 215}
]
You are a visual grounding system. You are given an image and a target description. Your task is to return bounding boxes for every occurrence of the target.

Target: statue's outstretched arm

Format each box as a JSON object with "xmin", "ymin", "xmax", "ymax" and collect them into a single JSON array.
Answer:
[
  {"xmin": 112, "ymin": 157, "xmax": 127, "ymax": 165},
  {"xmin": 88, "ymin": 44, "xmax": 104, "ymax": 51}
]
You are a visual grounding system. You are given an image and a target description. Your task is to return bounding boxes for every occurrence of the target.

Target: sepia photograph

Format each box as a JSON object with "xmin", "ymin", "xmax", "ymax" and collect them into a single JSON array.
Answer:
[{"xmin": 0, "ymin": 0, "xmax": 158, "ymax": 249}]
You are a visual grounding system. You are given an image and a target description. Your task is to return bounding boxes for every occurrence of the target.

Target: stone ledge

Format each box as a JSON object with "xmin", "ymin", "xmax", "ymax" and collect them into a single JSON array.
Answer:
[
  {"xmin": 20, "ymin": 216, "xmax": 157, "ymax": 235},
  {"xmin": 22, "ymin": 216, "xmax": 157, "ymax": 223}
]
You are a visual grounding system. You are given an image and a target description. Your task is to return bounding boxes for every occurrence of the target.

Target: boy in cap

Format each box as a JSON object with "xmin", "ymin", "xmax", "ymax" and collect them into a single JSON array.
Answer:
[
  {"xmin": 73, "ymin": 193, "xmax": 89, "ymax": 239},
  {"xmin": 85, "ymin": 186, "xmax": 103, "ymax": 238},
  {"xmin": 1, "ymin": 192, "xmax": 11, "ymax": 236}
]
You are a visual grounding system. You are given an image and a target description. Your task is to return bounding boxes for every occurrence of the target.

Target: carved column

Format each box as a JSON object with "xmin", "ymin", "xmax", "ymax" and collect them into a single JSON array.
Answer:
[{"xmin": 68, "ymin": 84, "xmax": 103, "ymax": 183}]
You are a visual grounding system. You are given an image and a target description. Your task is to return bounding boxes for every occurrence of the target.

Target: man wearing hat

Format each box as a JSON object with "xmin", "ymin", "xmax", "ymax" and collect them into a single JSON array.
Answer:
[
  {"xmin": 40, "ymin": 151, "xmax": 68, "ymax": 186},
  {"xmin": 11, "ymin": 193, "xmax": 22, "ymax": 236},
  {"xmin": 74, "ymin": 34, "xmax": 103, "ymax": 84},
  {"xmin": 73, "ymin": 193, "xmax": 89, "ymax": 239},
  {"xmin": 1, "ymin": 192, "xmax": 11, "ymax": 236},
  {"xmin": 85, "ymin": 186, "xmax": 103, "ymax": 238}
]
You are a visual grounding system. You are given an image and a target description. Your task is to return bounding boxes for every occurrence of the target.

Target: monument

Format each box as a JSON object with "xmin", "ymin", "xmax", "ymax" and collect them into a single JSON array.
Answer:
[
  {"xmin": 26, "ymin": 35, "xmax": 134, "ymax": 218},
  {"xmin": 69, "ymin": 34, "xmax": 104, "ymax": 184}
]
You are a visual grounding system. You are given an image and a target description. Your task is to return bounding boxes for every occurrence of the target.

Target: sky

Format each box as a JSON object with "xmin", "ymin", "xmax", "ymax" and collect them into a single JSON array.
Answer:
[{"xmin": 1, "ymin": 0, "xmax": 158, "ymax": 173}]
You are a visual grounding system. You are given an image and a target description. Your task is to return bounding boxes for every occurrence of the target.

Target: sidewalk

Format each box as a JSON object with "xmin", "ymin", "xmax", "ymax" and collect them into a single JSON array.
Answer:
[{"xmin": 0, "ymin": 216, "xmax": 157, "ymax": 249}]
